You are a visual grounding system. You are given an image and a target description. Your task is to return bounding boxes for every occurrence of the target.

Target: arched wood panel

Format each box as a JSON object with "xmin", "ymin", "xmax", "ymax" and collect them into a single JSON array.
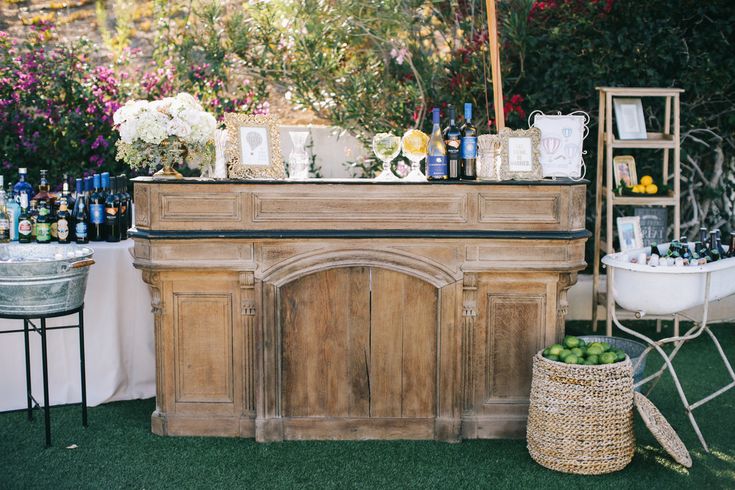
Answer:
[{"xmin": 280, "ymin": 267, "xmax": 437, "ymax": 422}]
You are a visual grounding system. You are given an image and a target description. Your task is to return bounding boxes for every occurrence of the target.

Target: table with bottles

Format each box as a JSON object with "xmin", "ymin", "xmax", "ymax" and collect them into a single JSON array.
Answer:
[{"xmin": 0, "ymin": 168, "xmax": 155, "ymax": 412}]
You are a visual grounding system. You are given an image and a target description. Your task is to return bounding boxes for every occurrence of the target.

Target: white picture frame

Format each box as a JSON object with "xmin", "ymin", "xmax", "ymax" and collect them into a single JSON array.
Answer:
[
  {"xmin": 617, "ymin": 216, "xmax": 644, "ymax": 252},
  {"xmin": 613, "ymin": 98, "xmax": 647, "ymax": 140},
  {"xmin": 531, "ymin": 112, "xmax": 589, "ymax": 179}
]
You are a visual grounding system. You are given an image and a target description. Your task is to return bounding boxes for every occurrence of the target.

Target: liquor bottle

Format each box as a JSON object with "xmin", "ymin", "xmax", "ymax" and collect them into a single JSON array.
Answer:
[
  {"xmin": 727, "ymin": 232, "xmax": 735, "ymax": 258},
  {"xmin": 650, "ymin": 242, "xmax": 659, "ymax": 257},
  {"xmin": 18, "ymin": 192, "xmax": 32, "ymax": 243},
  {"xmin": 426, "ymin": 108, "xmax": 448, "ymax": 180},
  {"xmin": 56, "ymin": 198, "xmax": 71, "ymax": 244},
  {"xmin": 74, "ymin": 188, "xmax": 89, "ymax": 244},
  {"xmin": 6, "ymin": 182, "xmax": 19, "ymax": 241},
  {"xmin": 0, "ymin": 177, "xmax": 9, "ymax": 243},
  {"xmin": 460, "ymin": 102, "xmax": 477, "ymax": 180},
  {"xmin": 29, "ymin": 199, "xmax": 38, "ymax": 241},
  {"xmin": 56, "ymin": 175, "xmax": 75, "ymax": 220},
  {"xmin": 105, "ymin": 176, "xmax": 121, "ymax": 242},
  {"xmin": 443, "ymin": 105, "xmax": 462, "ymax": 180},
  {"xmin": 32, "ymin": 169, "xmax": 54, "ymax": 205},
  {"xmin": 680, "ymin": 237, "xmax": 692, "ymax": 261},
  {"xmin": 89, "ymin": 174, "xmax": 105, "ymax": 241},
  {"xmin": 35, "ymin": 202, "xmax": 52, "ymax": 244},
  {"xmin": 118, "ymin": 175, "xmax": 131, "ymax": 239},
  {"xmin": 13, "ymin": 167, "xmax": 34, "ymax": 203}
]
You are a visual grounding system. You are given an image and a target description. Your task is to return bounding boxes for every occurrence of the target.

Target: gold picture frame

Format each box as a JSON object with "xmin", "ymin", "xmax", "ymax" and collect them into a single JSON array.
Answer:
[
  {"xmin": 225, "ymin": 113, "xmax": 285, "ymax": 179},
  {"xmin": 613, "ymin": 155, "xmax": 638, "ymax": 188},
  {"xmin": 498, "ymin": 127, "xmax": 542, "ymax": 181}
]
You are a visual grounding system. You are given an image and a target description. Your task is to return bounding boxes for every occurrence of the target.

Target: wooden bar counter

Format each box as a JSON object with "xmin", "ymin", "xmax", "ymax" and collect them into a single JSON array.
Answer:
[{"xmin": 131, "ymin": 178, "xmax": 588, "ymax": 442}]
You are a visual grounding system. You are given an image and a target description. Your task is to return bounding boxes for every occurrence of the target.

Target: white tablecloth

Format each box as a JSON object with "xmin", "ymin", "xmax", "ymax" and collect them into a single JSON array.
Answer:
[{"xmin": 0, "ymin": 240, "xmax": 155, "ymax": 412}]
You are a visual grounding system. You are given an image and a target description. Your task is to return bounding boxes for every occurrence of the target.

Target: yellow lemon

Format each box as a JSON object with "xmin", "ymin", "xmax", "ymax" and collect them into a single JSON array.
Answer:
[
  {"xmin": 645, "ymin": 183, "xmax": 658, "ymax": 194},
  {"xmin": 631, "ymin": 185, "xmax": 641, "ymax": 193},
  {"xmin": 640, "ymin": 175, "xmax": 654, "ymax": 186}
]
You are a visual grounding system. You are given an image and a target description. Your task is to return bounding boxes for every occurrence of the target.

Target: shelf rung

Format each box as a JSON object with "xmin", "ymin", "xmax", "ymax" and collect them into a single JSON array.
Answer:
[
  {"xmin": 612, "ymin": 195, "xmax": 677, "ymax": 206},
  {"xmin": 611, "ymin": 133, "xmax": 676, "ymax": 149},
  {"xmin": 596, "ymin": 87, "xmax": 684, "ymax": 96}
]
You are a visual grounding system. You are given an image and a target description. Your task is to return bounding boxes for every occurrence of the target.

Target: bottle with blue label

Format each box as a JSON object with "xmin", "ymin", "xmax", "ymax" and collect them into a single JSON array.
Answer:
[
  {"xmin": 460, "ymin": 102, "xmax": 477, "ymax": 180},
  {"xmin": 89, "ymin": 173, "xmax": 105, "ymax": 241},
  {"xmin": 426, "ymin": 107, "xmax": 448, "ymax": 180},
  {"xmin": 13, "ymin": 167, "xmax": 34, "ymax": 203}
]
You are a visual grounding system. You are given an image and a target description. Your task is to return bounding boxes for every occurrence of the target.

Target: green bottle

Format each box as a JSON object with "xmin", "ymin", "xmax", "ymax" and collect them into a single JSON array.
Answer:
[{"xmin": 36, "ymin": 202, "xmax": 51, "ymax": 244}]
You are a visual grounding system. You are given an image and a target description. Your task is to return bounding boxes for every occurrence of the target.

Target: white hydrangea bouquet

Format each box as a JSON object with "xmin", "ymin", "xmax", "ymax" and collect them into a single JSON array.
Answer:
[{"xmin": 113, "ymin": 92, "xmax": 217, "ymax": 178}]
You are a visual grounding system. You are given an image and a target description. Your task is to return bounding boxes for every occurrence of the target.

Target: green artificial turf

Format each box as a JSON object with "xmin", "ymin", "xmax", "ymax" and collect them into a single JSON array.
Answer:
[{"xmin": 1, "ymin": 321, "xmax": 734, "ymax": 489}]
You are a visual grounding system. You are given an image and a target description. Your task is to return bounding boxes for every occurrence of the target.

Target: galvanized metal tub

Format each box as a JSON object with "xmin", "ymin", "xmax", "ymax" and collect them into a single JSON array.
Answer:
[{"xmin": 0, "ymin": 243, "xmax": 95, "ymax": 316}]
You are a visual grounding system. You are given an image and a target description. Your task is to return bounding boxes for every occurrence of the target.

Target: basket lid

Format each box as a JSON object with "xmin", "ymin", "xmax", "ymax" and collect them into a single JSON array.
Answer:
[{"xmin": 634, "ymin": 392, "xmax": 692, "ymax": 468}]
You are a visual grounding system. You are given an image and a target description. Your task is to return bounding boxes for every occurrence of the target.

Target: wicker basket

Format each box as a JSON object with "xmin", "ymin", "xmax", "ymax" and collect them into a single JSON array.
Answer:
[{"xmin": 527, "ymin": 352, "xmax": 636, "ymax": 475}]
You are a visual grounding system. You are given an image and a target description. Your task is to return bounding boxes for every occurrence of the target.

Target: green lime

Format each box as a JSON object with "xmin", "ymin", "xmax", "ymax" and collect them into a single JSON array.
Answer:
[
  {"xmin": 615, "ymin": 350, "xmax": 626, "ymax": 362},
  {"xmin": 583, "ymin": 358, "xmax": 597, "ymax": 365},
  {"xmin": 586, "ymin": 345, "xmax": 604, "ymax": 356},
  {"xmin": 586, "ymin": 354, "xmax": 599, "ymax": 365},
  {"xmin": 543, "ymin": 348, "xmax": 551, "ymax": 357},
  {"xmin": 579, "ymin": 346, "xmax": 588, "ymax": 356},
  {"xmin": 571, "ymin": 347, "xmax": 584, "ymax": 357},
  {"xmin": 563, "ymin": 336, "xmax": 580, "ymax": 349},
  {"xmin": 546, "ymin": 355, "xmax": 560, "ymax": 362},
  {"xmin": 600, "ymin": 352, "xmax": 617, "ymax": 364},
  {"xmin": 577, "ymin": 338, "xmax": 587, "ymax": 348},
  {"xmin": 559, "ymin": 349, "xmax": 572, "ymax": 360},
  {"xmin": 600, "ymin": 342, "xmax": 611, "ymax": 352},
  {"xmin": 548, "ymin": 344, "xmax": 564, "ymax": 356},
  {"xmin": 563, "ymin": 355, "xmax": 579, "ymax": 364}
]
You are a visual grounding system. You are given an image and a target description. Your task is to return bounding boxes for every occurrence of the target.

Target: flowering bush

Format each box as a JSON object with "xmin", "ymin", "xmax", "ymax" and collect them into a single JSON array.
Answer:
[
  {"xmin": 0, "ymin": 23, "xmax": 127, "ymax": 185},
  {"xmin": 0, "ymin": 14, "xmax": 269, "ymax": 185},
  {"xmin": 114, "ymin": 93, "xmax": 216, "ymax": 172}
]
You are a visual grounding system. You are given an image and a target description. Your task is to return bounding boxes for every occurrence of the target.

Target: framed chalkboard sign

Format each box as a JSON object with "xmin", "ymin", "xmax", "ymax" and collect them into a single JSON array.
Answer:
[{"xmin": 634, "ymin": 207, "xmax": 668, "ymax": 246}]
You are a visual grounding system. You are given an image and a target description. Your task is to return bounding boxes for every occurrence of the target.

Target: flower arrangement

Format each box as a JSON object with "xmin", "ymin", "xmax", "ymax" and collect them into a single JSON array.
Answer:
[{"xmin": 113, "ymin": 93, "xmax": 217, "ymax": 177}]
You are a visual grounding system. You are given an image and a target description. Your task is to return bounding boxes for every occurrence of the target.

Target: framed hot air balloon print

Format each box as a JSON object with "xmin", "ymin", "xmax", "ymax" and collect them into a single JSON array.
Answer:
[
  {"xmin": 530, "ymin": 111, "xmax": 589, "ymax": 179},
  {"xmin": 224, "ymin": 113, "xmax": 285, "ymax": 179}
]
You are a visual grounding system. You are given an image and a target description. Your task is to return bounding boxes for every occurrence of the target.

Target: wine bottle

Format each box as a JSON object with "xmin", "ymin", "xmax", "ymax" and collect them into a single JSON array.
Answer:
[
  {"xmin": 699, "ymin": 227, "xmax": 708, "ymax": 248},
  {"xmin": 56, "ymin": 198, "xmax": 71, "ymax": 244},
  {"xmin": 13, "ymin": 167, "xmax": 34, "ymax": 203},
  {"xmin": 460, "ymin": 103, "xmax": 477, "ymax": 180},
  {"xmin": 0, "ymin": 177, "xmax": 9, "ymax": 243},
  {"xmin": 18, "ymin": 192, "xmax": 32, "ymax": 243},
  {"xmin": 650, "ymin": 242, "xmax": 659, "ymax": 257},
  {"xmin": 119, "ymin": 175, "xmax": 131, "ymax": 239},
  {"xmin": 443, "ymin": 105, "xmax": 461, "ymax": 180},
  {"xmin": 727, "ymin": 232, "xmax": 735, "ymax": 258},
  {"xmin": 6, "ymin": 182, "xmax": 19, "ymax": 241},
  {"xmin": 36, "ymin": 202, "xmax": 52, "ymax": 244},
  {"xmin": 74, "ymin": 187, "xmax": 89, "ymax": 244},
  {"xmin": 680, "ymin": 237, "xmax": 691, "ymax": 261},
  {"xmin": 105, "ymin": 176, "xmax": 121, "ymax": 242},
  {"xmin": 426, "ymin": 108, "xmax": 448, "ymax": 180},
  {"xmin": 89, "ymin": 174, "xmax": 105, "ymax": 241},
  {"xmin": 101, "ymin": 172, "xmax": 110, "ymax": 202}
]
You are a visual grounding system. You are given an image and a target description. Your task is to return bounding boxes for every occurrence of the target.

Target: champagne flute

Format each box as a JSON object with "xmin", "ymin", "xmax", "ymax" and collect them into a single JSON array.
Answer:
[
  {"xmin": 372, "ymin": 133, "xmax": 401, "ymax": 181},
  {"xmin": 401, "ymin": 129, "xmax": 430, "ymax": 182}
]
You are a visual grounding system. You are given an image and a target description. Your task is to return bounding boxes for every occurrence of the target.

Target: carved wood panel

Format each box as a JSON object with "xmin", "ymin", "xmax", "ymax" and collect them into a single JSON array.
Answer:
[{"xmin": 173, "ymin": 293, "xmax": 234, "ymax": 403}]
